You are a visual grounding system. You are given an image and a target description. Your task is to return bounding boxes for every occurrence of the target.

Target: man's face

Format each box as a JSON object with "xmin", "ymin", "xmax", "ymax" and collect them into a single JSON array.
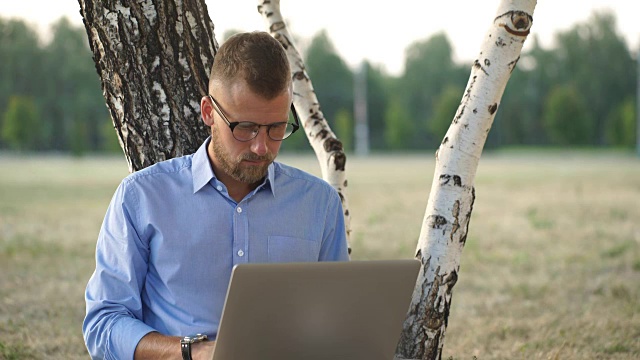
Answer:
[
  {"xmin": 210, "ymin": 121, "xmax": 276, "ymax": 184},
  {"xmin": 206, "ymin": 81, "xmax": 292, "ymax": 185}
]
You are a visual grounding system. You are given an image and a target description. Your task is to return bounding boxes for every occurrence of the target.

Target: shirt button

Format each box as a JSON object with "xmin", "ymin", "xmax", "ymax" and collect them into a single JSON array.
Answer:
[
  {"xmin": 237, "ymin": 250, "xmax": 244, "ymax": 257},
  {"xmin": 236, "ymin": 207, "xmax": 242, "ymax": 213},
  {"xmin": 216, "ymin": 185, "xmax": 222, "ymax": 191}
]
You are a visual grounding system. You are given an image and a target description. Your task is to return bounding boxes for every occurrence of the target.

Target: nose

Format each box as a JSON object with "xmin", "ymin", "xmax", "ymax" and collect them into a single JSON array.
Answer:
[{"xmin": 250, "ymin": 128, "xmax": 269, "ymax": 156}]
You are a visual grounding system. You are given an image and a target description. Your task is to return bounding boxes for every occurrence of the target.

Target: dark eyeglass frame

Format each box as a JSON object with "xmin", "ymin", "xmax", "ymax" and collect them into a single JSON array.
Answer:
[{"xmin": 207, "ymin": 94, "xmax": 300, "ymax": 142}]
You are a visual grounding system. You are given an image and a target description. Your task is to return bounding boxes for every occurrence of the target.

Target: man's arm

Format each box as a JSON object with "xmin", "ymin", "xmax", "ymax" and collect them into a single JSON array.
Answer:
[
  {"xmin": 134, "ymin": 332, "xmax": 216, "ymax": 360},
  {"xmin": 83, "ymin": 180, "xmax": 156, "ymax": 359}
]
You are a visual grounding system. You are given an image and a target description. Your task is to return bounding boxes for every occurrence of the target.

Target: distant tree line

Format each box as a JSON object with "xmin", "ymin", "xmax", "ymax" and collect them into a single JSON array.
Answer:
[
  {"xmin": 0, "ymin": 11, "xmax": 636, "ymax": 154},
  {"xmin": 299, "ymin": 11, "xmax": 637, "ymax": 152},
  {"xmin": 0, "ymin": 17, "xmax": 118, "ymax": 154}
]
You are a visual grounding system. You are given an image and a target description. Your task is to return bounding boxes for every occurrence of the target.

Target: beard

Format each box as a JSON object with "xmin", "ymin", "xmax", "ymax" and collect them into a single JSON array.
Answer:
[{"xmin": 211, "ymin": 129, "xmax": 276, "ymax": 184}]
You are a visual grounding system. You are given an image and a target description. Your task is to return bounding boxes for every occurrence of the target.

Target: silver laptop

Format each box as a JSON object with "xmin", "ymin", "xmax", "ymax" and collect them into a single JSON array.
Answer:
[{"xmin": 211, "ymin": 259, "xmax": 421, "ymax": 360}]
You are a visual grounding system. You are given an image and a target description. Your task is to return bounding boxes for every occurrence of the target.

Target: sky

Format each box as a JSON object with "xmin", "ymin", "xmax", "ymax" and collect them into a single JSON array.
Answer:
[{"xmin": 2, "ymin": 0, "xmax": 639, "ymax": 75}]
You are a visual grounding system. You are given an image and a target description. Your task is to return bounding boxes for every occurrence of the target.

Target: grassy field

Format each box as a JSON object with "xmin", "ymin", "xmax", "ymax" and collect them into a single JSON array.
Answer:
[{"xmin": 0, "ymin": 150, "xmax": 639, "ymax": 359}]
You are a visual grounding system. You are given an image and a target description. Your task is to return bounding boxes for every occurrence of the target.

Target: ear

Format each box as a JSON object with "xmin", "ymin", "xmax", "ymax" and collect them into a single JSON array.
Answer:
[{"xmin": 201, "ymin": 95, "xmax": 214, "ymax": 126}]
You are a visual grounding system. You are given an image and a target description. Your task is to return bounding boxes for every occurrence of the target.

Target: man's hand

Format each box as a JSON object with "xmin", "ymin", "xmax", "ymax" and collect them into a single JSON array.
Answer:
[{"xmin": 192, "ymin": 340, "xmax": 216, "ymax": 360}]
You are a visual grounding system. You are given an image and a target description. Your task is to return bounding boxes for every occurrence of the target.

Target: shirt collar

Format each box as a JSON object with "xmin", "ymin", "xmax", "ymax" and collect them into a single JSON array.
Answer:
[
  {"xmin": 192, "ymin": 137, "xmax": 215, "ymax": 194},
  {"xmin": 266, "ymin": 162, "xmax": 276, "ymax": 197},
  {"xmin": 192, "ymin": 137, "xmax": 277, "ymax": 197}
]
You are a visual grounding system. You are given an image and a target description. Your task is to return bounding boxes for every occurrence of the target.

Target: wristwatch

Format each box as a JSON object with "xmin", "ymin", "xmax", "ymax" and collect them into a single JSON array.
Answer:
[{"xmin": 181, "ymin": 334, "xmax": 208, "ymax": 360}]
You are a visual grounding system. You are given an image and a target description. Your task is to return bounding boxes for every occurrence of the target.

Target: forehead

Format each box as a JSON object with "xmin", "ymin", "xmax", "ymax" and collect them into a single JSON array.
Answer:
[{"xmin": 215, "ymin": 81, "xmax": 292, "ymax": 123}]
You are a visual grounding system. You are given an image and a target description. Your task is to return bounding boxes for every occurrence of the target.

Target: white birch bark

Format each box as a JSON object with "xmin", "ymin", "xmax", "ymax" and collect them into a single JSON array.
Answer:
[
  {"xmin": 257, "ymin": 0, "xmax": 352, "ymax": 250},
  {"xmin": 395, "ymin": 1, "xmax": 536, "ymax": 359},
  {"xmin": 78, "ymin": 0, "xmax": 217, "ymax": 172}
]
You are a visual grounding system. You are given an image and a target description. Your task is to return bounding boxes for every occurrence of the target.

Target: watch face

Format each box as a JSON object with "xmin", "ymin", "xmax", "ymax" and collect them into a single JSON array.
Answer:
[{"xmin": 182, "ymin": 334, "xmax": 207, "ymax": 344}]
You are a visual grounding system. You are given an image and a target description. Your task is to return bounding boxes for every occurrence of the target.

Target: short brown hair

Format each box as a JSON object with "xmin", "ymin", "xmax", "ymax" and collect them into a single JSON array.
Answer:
[{"xmin": 209, "ymin": 31, "xmax": 291, "ymax": 99}]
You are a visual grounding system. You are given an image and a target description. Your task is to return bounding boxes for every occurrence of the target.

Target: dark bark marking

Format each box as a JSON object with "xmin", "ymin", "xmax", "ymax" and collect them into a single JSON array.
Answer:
[
  {"xmin": 307, "ymin": 109, "xmax": 325, "ymax": 129},
  {"xmin": 396, "ymin": 254, "xmax": 439, "ymax": 359},
  {"xmin": 450, "ymin": 200, "xmax": 460, "ymax": 244},
  {"xmin": 453, "ymin": 106, "xmax": 465, "ymax": 124},
  {"xmin": 457, "ymin": 76, "xmax": 477, "ymax": 122},
  {"xmin": 439, "ymin": 174, "xmax": 451, "ymax": 186},
  {"xmin": 504, "ymin": 25, "xmax": 530, "ymax": 36},
  {"xmin": 473, "ymin": 108, "xmax": 478, "ymax": 114},
  {"xmin": 332, "ymin": 151, "xmax": 347, "ymax": 172},
  {"xmin": 484, "ymin": 59, "xmax": 491, "ymax": 67},
  {"xmin": 428, "ymin": 215, "xmax": 447, "ymax": 229},
  {"xmin": 316, "ymin": 129, "xmax": 329, "ymax": 140},
  {"xmin": 444, "ymin": 270, "xmax": 458, "ymax": 296},
  {"xmin": 310, "ymin": 110, "xmax": 323, "ymax": 120},
  {"xmin": 442, "ymin": 137, "xmax": 448, "ymax": 146},
  {"xmin": 420, "ymin": 265, "xmax": 456, "ymax": 355},
  {"xmin": 514, "ymin": 15, "xmax": 530, "ymax": 29},
  {"xmin": 495, "ymin": 11, "xmax": 533, "ymax": 37},
  {"xmin": 473, "ymin": 59, "xmax": 489, "ymax": 76},
  {"xmin": 439, "ymin": 174, "xmax": 462, "ymax": 187},
  {"xmin": 461, "ymin": 187, "xmax": 476, "ymax": 245},
  {"xmin": 423, "ymin": 329, "xmax": 442, "ymax": 360},
  {"xmin": 508, "ymin": 56, "xmax": 521, "ymax": 73},
  {"xmin": 323, "ymin": 137, "xmax": 343, "ymax": 153},
  {"xmin": 496, "ymin": 37, "xmax": 507, "ymax": 47},
  {"xmin": 503, "ymin": 11, "xmax": 533, "ymax": 36},
  {"xmin": 292, "ymin": 71, "xmax": 307, "ymax": 81},
  {"xmin": 343, "ymin": 179, "xmax": 348, "ymax": 187},
  {"xmin": 488, "ymin": 103, "xmax": 498, "ymax": 115}
]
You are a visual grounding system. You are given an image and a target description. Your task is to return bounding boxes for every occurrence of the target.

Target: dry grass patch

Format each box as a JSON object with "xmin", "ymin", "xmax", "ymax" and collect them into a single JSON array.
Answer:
[{"xmin": 1, "ymin": 151, "xmax": 639, "ymax": 359}]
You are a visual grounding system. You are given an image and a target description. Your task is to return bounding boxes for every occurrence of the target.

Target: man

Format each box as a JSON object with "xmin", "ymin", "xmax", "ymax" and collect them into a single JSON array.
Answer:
[{"xmin": 83, "ymin": 31, "xmax": 349, "ymax": 360}]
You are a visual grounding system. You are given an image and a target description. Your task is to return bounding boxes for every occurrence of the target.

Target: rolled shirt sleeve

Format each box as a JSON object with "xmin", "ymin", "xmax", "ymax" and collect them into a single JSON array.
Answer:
[{"xmin": 83, "ymin": 180, "xmax": 155, "ymax": 360}]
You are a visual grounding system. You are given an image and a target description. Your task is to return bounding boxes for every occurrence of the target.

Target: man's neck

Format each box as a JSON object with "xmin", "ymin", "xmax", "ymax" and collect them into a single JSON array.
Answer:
[
  {"xmin": 206, "ymin": 141, "xmax": 266, "ymax": 202},
  {"xmin": 212, "ymin": 165, "xmax": 261, "ymax": 203},
  {"xmin": 226, "ymin": 180, "xmax": 260, "ymax": 203}
]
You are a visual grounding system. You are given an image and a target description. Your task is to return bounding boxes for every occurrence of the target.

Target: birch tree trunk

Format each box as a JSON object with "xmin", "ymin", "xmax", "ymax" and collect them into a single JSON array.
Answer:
[
  {"xmin": 257, "ymin": 0, "xmax": 353, "ymax": 248},
  {"xmin": 395, "ymin": 1, "xmax": 536, "ymax": 359},
  {"xmin": 78, "ymin": 0, "xmax": 217, "ymax": 172}
]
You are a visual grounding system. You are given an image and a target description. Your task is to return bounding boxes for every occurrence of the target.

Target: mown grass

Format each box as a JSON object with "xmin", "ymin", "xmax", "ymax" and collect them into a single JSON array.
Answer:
[{"xmin": 0, "ymin": 151, "xmax": 639, "ymax": 359}]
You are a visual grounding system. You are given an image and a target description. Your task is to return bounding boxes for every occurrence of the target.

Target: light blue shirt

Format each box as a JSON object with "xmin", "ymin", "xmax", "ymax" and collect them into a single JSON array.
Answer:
[{"xmin": 83, "ymin": 138, "xmax": 349, "ymax": 359}]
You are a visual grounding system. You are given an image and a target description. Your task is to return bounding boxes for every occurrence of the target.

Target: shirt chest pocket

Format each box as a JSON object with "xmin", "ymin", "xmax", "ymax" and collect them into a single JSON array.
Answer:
[{"xmin": 267, "ymin": 236, "xmax": 320, "ymax": 263}]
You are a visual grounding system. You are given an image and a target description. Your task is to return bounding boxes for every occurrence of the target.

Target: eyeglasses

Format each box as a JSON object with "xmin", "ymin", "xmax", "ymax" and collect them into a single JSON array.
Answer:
[{"xmin": 208, "ymin": 94, "xmax": 300, "ymax": 142}]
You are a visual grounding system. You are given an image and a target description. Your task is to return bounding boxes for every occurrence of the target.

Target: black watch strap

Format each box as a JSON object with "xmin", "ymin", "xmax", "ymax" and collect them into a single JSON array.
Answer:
[
  {"xmin": 181, "ymin": 341, "xmax": 192, "ymax": 360},
  {"xmin": 181, "ymin": 334, "xmax": 207, "ymax": 360}
]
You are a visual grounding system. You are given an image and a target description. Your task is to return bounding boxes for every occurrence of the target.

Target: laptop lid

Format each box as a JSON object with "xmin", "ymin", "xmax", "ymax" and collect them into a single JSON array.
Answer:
[{"xmin": 211, "ymin": 259, "xmax": 421, "ymax": 360}]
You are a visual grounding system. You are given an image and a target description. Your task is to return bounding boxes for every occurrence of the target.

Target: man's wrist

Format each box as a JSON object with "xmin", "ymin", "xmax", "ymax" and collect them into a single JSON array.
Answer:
[{"xmin": 181, "ymin": 334, "xmax": 208, "ymax": 360}]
